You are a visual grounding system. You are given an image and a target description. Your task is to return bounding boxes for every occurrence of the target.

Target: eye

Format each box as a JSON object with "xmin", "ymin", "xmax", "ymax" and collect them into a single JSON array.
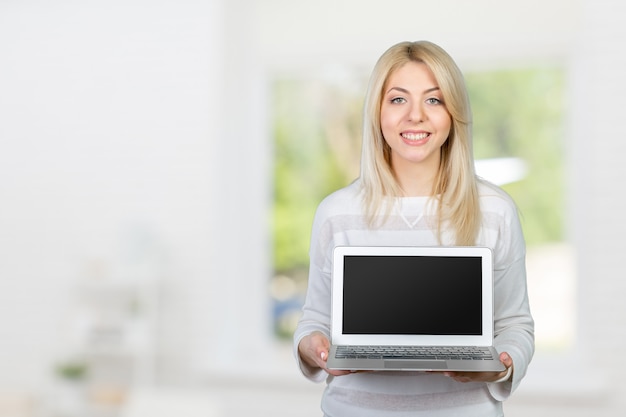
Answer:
[
  {"xmin": 426, "ymin": 97, "xmax": 443, "ymax": 105},
  {"xmin": 390, "ymin": 97, "xmax": 406, "ymax": 104}
]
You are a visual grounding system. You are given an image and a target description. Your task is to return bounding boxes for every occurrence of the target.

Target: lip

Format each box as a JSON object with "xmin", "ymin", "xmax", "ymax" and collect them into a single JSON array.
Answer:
[{"xmin": 401, "ymin": 130, "xmax": 431, "ymax": 145}]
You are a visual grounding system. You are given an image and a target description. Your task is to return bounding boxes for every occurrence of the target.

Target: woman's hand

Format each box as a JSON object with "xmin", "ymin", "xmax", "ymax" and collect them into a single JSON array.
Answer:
[
  {"xmin": 298, "ymin": 331, "xmax": 352, "ymax": 377},
  {"xmin": 442, "ymin": 352, "xmax": 514, "ymax": 383}
]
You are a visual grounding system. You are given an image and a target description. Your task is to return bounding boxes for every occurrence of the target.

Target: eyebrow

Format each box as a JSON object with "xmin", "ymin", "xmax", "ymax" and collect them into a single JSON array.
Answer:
[{"xmin": 386, "ymin": 86, "xmax": 441, "ymax": 95}]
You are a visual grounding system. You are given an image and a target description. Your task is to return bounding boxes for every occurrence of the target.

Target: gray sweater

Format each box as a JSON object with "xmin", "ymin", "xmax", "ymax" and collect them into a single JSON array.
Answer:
[{"xmin": 294, "ymin": 179, "xmax": 535, "ymax": 416}]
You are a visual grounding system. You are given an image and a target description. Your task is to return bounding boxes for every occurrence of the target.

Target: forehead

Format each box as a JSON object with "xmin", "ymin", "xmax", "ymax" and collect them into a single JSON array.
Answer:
[{"xmin": 385, "ymin": 61, "xmax": 439, "ymax": 90}]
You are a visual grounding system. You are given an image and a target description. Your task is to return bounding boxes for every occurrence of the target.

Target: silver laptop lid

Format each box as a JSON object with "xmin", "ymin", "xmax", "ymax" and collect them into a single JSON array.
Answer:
[{"xmin": 331, "ymin": 246, "xmax": 494, "ymax": 347}]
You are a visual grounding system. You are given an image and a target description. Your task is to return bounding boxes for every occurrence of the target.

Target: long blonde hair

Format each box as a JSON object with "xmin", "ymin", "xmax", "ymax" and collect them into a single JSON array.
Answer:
[{"xmin": 359, "ymin": 40, "xmax": 480, "ymax": 245}]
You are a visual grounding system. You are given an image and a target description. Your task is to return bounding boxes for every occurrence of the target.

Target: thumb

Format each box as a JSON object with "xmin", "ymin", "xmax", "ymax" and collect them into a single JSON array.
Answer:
[
  {"xmin": 500, "ymin": 352, "xmax": 513, "ymax": 368},
  {"xmin": 313, "ymin": 333, "xmax": 330, "ymax": 364}
]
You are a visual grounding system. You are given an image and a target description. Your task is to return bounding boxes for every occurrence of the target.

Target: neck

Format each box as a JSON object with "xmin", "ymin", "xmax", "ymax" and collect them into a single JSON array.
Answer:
[
  {"xmin": 395, "ymin": 173, "xmax": 435, "ymax": 196},
  {"xmin": 392, "ymin": 157, "xmax": 440, "ymax": 197}
]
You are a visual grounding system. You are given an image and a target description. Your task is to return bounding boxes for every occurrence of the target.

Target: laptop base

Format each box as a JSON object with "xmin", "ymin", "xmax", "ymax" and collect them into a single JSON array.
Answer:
[{"xmin": 327, "ymin": 345, "xmax": 506, "ymax": 372}]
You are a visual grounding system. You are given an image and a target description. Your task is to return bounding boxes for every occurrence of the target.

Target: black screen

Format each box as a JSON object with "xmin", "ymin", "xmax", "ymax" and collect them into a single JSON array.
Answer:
[{"xmin": 342, "ymin": 255, "xmax": 483, "ymax": 335}]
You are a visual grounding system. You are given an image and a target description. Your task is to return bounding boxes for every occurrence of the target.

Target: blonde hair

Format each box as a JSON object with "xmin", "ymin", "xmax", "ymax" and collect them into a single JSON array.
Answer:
[{"xmin": 359, "ymin": 40, "xmax": 480, "ymax": 245}]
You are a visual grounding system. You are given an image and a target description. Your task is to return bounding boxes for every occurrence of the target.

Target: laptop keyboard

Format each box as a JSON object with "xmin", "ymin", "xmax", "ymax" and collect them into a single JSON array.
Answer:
[{"xmin": 335, "ymin": 345, "xmax": 494, "ymax": 360}]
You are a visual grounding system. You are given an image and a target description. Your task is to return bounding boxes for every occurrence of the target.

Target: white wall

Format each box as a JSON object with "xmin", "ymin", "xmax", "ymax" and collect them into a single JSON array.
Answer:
[
  {"xmin": 0, "ymin": 0, "xmax": 237, "ymax": 388},
  {"xmin": 568, "ymin": 0, "xmax": 626, "ymax": 380},
  {"xmin": 254, "ymin": 0, "xmax": 581, "ymax": 72}
]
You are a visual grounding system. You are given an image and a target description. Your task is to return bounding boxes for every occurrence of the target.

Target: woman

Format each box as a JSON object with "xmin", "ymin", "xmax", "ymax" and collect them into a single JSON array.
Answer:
[{"xmin": 294, "ymin": 40, "xmax": 534, "ymax": 416}]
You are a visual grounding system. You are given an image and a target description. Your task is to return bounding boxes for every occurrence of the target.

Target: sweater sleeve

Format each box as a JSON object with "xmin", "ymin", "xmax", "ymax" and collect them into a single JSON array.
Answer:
[
  {"xmin": 486, "ymin": 196, "xmax": 535, "ymax": 400},
  {"xmin": 293, "ymin": 263, "xmax": 332, "ymax": 383},
  {"xmin": 292, "ymin": 200, "xmax": 335, "ymax": 383}
]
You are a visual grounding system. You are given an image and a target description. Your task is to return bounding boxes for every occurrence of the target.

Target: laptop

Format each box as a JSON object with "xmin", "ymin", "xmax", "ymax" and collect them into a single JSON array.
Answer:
[{"xmin": 327, "ymin": 246, "xmax": 505, "ymax": 372}]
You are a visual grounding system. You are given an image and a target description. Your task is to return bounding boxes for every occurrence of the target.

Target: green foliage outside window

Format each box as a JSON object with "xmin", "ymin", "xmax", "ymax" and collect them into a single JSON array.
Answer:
[
  {"xmin": 272, "ymin": 79, "xmax": 363, "ymax": 273},
  {"xmin": 466, "ymin": 68, "xmax": 565, "ymax": 243}
]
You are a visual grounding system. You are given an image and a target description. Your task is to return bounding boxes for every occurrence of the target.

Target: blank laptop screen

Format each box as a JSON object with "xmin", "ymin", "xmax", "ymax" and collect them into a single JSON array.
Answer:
[{"xmin": 342, "ymin": 255, "xmax": 483, "ymax": 336}]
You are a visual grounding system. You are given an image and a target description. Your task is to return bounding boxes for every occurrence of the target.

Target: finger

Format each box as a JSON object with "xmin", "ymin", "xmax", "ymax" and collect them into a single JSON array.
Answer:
[
  {"xmin": 309, "ymin": 333, "xmax": 330, "ymax": 365},
  {"xmin": 318, "ymin": 349, "xmax": 334, "ymax": 371},
  {"xmin": 444, "ymin": 371, "xmax": 469, "ymax": 383},
  {"xmin": 327, "ymin": 369, "xmax": 353, "ymax": 376}
]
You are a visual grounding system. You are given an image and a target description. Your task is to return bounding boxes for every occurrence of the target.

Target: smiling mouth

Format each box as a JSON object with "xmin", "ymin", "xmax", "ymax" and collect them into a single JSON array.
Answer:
[{"xmin": 401, "ymin": 132, "xmax": 430, "ymax": 141}]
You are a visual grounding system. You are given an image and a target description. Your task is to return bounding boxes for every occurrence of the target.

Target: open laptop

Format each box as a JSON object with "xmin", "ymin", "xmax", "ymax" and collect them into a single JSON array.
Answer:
[{"xmin": 327, "ymin": 246, "xmax": 505, "ymax": 372}]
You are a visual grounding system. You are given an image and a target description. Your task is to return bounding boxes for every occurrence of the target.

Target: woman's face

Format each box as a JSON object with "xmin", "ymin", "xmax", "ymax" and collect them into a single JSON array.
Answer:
[{"xmin": 380, "ymin": 61, "xmax": 451, "ymax": 174}]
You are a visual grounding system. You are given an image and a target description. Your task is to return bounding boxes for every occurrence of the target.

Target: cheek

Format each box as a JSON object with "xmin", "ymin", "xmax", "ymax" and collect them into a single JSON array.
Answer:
[
  {"xmin": 379, "ymin": 108, "xmax": 389, "ymax": 127},
  {"xmin": 434, "ymin": 113, "xmax": 452, "ymax": 136},
  {"xmin": 380, "ymin": 107, "xmax": 400, "ymax": 131},
  {"xmin": 379, "ymin": 111, "xmax": 393, "ymax": 138}
]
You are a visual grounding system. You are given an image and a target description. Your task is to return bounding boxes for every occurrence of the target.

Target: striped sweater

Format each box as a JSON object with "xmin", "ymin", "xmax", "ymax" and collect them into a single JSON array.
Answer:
[{"xmin": 294, "ymin": 179, "xmax": 534, "ymax": 417}]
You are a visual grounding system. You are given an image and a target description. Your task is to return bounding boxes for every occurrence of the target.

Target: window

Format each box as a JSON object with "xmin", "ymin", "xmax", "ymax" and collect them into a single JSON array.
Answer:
[
  {"xmin": 271, "ymin": 67, "xmax": 574, "ymax": 352},
  {"xmin": 270, "ymin": 75, "xmax": 365, "ymax": 338}
]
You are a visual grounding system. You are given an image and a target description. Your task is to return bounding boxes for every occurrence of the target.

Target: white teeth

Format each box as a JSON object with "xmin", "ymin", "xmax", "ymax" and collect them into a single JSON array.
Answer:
[{"xmin": 402, "ymin": 132, "xmax": 429, "ymax": 140}]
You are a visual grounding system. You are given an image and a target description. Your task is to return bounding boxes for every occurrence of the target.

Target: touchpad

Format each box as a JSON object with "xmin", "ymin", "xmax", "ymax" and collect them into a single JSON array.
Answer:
[{"xmin": 384, "ymin": 360, "xmax": 448, "ymax": 370}]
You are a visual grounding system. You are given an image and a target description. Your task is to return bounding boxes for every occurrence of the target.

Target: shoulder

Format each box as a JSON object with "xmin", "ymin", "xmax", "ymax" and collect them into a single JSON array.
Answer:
[
  {"xmin": 477, "ymin": 179, "xmax": 519, "ymax": 217},
  {"xmin": 476, "ymin": 179, "xmax": 526, "ymax": 262},
  {"xmin": 315, "ymin": 180, "xmax": 363, "ymax": 218},
  {"xmin": 309, "ymin": 181, "xmax": 365, "ymax": 266},
  {"xmin": 309, "ymin": 180, "xmax": 365, "ymax": 248}
]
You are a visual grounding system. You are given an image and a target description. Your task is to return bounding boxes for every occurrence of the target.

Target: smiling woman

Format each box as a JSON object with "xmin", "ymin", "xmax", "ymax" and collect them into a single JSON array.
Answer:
[{"xmin": 292, "ymin": 40, "xmax": 532, "ymax": 416}]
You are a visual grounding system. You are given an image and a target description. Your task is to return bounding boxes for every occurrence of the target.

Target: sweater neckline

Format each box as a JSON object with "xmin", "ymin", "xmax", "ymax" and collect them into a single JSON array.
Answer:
[{"xmin": 393, "ymin": 197, "xmax": 436, "ymax": 229}]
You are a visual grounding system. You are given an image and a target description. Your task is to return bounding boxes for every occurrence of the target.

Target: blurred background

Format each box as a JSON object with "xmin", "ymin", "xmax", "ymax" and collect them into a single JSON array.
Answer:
[{"xmin": 1, "ymin": 0, "xmax": 625, "ymax": 416}]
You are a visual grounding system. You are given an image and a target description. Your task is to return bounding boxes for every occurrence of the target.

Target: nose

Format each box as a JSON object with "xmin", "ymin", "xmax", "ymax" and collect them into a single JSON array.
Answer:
[{"xmin": 408, "ymin": 102, "xmax": 424, "ymax": 123}]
